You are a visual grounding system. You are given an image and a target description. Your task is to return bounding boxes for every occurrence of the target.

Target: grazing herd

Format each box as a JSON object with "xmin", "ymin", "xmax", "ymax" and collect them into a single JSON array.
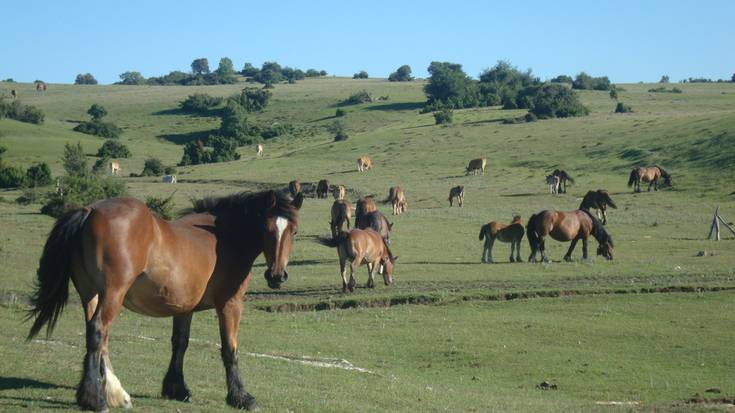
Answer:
[{"xmin": 299, "ymin": 156, "xmax": 673, "ymax": 291}]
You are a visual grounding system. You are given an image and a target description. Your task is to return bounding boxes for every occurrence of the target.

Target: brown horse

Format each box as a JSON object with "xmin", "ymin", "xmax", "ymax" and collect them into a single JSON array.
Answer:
[
  {"xmin": 579, "ymin": 190, "xmax": 617, "ymax": 225},
  {"xmin": 479, "ymin": 215, "xmax": 525, "ymax": 263},
  {"xmin": 552, "ymin": 169, "xmax": 574, "ymax": 193},
  {"xmin": 358, "ymin": 210, "xmax": 393, "ymax": 245},
  {"xmin": 355, "ymin": 196, "xmax": 377, "ymax": 228},
  {"xmin": 288, "ymin": 180, "xmax": 301, "ymax": 197},
  {"xmin": 448, "ymin": 185, "xmax": 465, "ymax": 207},
  {"xmin": 26, "ymin": 191, "xmax": 303, "ymax": 411},
  {"xmin": 466, "ymin": 158, "xmax": 487, "ymax": 175},
  {"xmin": 319, "ymin": 229, "xmax": 396, "ymax": 292},
  {"xmin": 316, "ymin": 179, "xmax": 330, "ymax": 199},
  {"xmin": 628, "ymin": 166, "xmax": 672, "ymax": 193},
  {"xmin": 387, "ymin": 186, "xmax": 407, "ymax": 215},
  {"xmin": 330, "ymin": 199, "xmax": 352, "ymax": 238},
  {"xmin": 357, "ymin": 155, "xmax": 373, "ymax": 172},
  {"xmin": 527, "ymin": 209, "xmax": 613, "ymax": 263}
]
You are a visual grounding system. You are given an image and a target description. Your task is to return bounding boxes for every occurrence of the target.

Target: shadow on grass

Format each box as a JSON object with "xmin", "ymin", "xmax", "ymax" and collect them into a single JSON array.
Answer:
[
  {"xmin": 499, "ymin": 192, "xmax": 537, "ymax": 197},
  {"xmin": 308, "ymin": 115, "xmax": 337, "ymax": 123},
  {"xmin": 157, "ymin": 129, "xmax": 216, "ymax": 145},
  {"xmin": 324, "ymin": 169, "xmax": 357, "ymax": 176},
  {"xmin": 462, "ymin": 118, "xmax": 505, "ymax": 126},
  {"xmin": 0, "ymin": 377, "xmax": 74, "ymax": 391},
  {"xmin": 152, "ymin": 108, "xmax": 221, "ymax": 118},
  {"xmin": 365, "ymin": 102, "xmax": 424, "ymax": 111}
]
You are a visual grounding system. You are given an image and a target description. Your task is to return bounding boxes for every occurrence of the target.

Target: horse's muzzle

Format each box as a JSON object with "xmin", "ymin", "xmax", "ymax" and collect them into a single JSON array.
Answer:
[{"xmin": 264, "ymin": 268, "xmax": 288, "ymax": 289}]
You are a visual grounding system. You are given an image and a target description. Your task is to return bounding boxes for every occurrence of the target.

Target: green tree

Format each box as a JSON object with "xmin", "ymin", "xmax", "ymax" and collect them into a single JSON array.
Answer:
[
  {"xmin": 87, "ymin": 104, "xmax": 107, "ymax": 121},
  {"xmin": 141, "ymin": 158, "xmax": 165, "ymax": 176},
  {"xmin": 216, "ymin": 57, "xmax": 237, "ymax": 83},
  {"xmin": 528, "ymin": 84, "xmax": 589, "ymax": 119},
  {"xmin": 388, "ymin": 65, "xmax": 413, "ymax": 82},
  {"xmin": 118, "ymin": 71, "xmax": 145, "ymax": 85},
  {"xmin": 191, "ymin": 58, "xmax": 210, "ymax": 75},
  {"xmin": 26, "ymin": 162, "xmax": 52, "ymax": 187},
  {"xmin": 660, "ymin": 75, "xmax": 670, "ymax": 83},
  {"xmin": 353, "ymin": 71, "xmax": 369, "ymax": 79},
  {"xmin": 63, "ymin": 142, "xmax": 88, "ymax": 177},
  {"xmin": 75, "ymin": 73, "xmax": 98, "ymax": 85},
  {"xmin": 609, "ymin": 87, "xmax": 618, "ymax": 100},
  {"xmin": 424, "ymin": 61, "xmax": 478, "ymax": 109},
  {"xmin": 97, "ymin": 140, "xmax": 131, "ymax": 158},
  {"xmin": 254, "ymin": 62, "xmax": 284, "ymax": 84},
  {"xmin": 235, "ymin": 87, "xmax": 272, "ymax": 112},
  {"xmin": 241, "ymin": 62, "xmax": 259, "ymax": 77}
]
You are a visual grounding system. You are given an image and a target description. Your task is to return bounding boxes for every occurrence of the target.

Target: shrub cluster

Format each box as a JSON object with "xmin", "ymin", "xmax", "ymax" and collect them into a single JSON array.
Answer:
[
  {"xmin": 146, "ymin": 193, "xmax": 176, "ymax": 220},
  {"xmin": 615, "ymin": 102, "xmax": 633, "ymax": 113},
  {"xmin": 96, "ymin": 140, "xmax": 131, "ymax": 158},
  {"xmin": 230, "ymin": 88, "xmax": 272, "ymax": 112},
  {"xmin": 41, "ymin": 175, "xmax": 126, "ymax": 217},
  {"xmin": 341, "ymin": 90, "xmax": 373, "ymax": 105},
  {"xmin": 572, "ymin": 73, "xmax": 612, "ymax": 90},
  {"xmin": 74, "ymin": 73, "xmax": 98, "ymax": 85},
  {"xmin": 179, "ymin": 94, "xmax": 224, "ymax": 113},
  {"xmin": 73, "ymin": 104, "xmax": 122, "ymax": 138},
  {"xmin": 0, "ymin": 99, "xmax": 45, "ymax": 124},
  {"xmin": 179, "ymin": 136, "xmax": 241, "ymax": 166},
  {"xmin": 648, "ymin": 87, "xmax": 683, "ymax": 93},
  {"xmin": 433, "ymin": 108, "xmax": 453, "ymax": 125},
  {"xmin": 244, "ymin": 61, "xmax": 326, "ymax": 85},
  {"xmin": 388, "ymin": 65, "xmax": 413, "ymax": 82},
  {"xmin": 353, "ymin": 71, "xmax": 369, "ymax": 79}
]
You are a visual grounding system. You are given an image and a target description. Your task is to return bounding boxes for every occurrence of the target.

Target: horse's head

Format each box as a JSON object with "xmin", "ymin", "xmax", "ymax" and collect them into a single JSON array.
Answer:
[
  {"xmin": 263, "ymin": 192, "xmax": 303, "ymax": 289},
  {"xmin": 380, "ymin": 255, "xmax": 398, "ymax": 286},
  {"xmin": 663, "ymin": 175, "xmax": 673, "ymax": 187},
  {"xmin": 596, "ymin": 237, "xmax": 614, "ymax": 260}
]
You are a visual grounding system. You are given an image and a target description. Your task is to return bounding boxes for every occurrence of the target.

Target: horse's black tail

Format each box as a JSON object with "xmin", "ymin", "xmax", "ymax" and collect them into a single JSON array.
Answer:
[
  {"xmin": 563, "ymin": 171, "xmax": 575, "ymax": 185},
  {"xmin": 627, "ymin": 169, "xmax": 638, "ymax": 187},
  {"xmin": 526, "ymin": 213, "xmax": 541, "ymax": 252},
  {"xmin": 479, "ymin": 223, "xmax": 490, "ymax": 241},
  {"xmin": 27, "ymin": 208, "xmax": 91, "ymax": 340},
  {"xmin": 318, "ymin": 233, "xmax": 347, "ymax": 248},
  {"xmin": 600, "ymin": 191, "xmax": 617, "ymax": 209}
]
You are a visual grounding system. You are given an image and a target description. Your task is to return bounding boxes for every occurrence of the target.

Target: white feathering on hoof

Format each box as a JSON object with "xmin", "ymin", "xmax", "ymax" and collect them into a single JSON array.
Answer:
[{"xmin": 104, "ymin": 366, "xmax": 132, "ymax": 409}]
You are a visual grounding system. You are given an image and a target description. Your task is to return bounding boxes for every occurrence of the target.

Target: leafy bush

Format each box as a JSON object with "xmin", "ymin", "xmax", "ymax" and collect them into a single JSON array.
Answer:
[
  {"xmin": 219, "ymin": 101, "xmax": 259, "ymax": 144},
  {"xmin": 92, "ymin": 157, "xmax": 111, "ymax": 175},
  {"xmin": 615, "ymin": 102, "xmax": 633, "ymax": 113},
  {"xmin": 253, "ymin": 62, "xmax": 284, "ymax": 84},
  {"xmin": 0, "ymin": 165, "xmax": 26, "ymax": 188},
  {"xmin": 179, "ymin": 136, "xmax": 241, "ymax": 166},
  {"xmin": 117, "ymin": 71, "xmax": 146, "ymax": 85},
  {"xmin": 524, "ymin": 112, "xmax": 538, "ymax": 122},
  {"xmin": 609, "ymin": 88, "xmax": 618, "ymax": 100},
  {"xmin": 550, "ymin": 75, "xmax": 573, "ymax": 84},
  {"xmin": 63, "ymin": 142, "xmax": 88, "ymax": 177},
  {"xmin": 433, "ymin": 108, "xmax": 453, "ymax": 125},
  {"xmin": 260, "ymin": 122, "xmax": 294, "ymax": 140},
  {"xmin": 341, "ymin": 90, "xmax": 372, "ymax": 105},
  {"xmin": 146, "ymin": 193, "xmax": 176, "ymax": 220},
  {"xmin": 96, "ymin": 140, "xmax": 131, "ymax": 158},
  {"xmin": 528, "ymin": 84, "xmax": 589, "ymax": 119},
  {"xmin": 648, "ymin": 87, "xmax": 683, "ymax": 93},
  {"xmin": 388, "ymin": 65, "xmax": 413, "ymax": 82},
  {"xmin": 179, "ymin": 93, "xmax": 223, "ymax": 113},
  {"xmin": 41, "ymin": 175, "xmax": 126, "ymax": 218},
  {"xmin": 141, "ymin": 158, "xmax": 165, "ymax": 176},
  {"xmin": 25, "ymin": 162, "xmax": 52, "ymax": 187},
  {"xmin": 305, "ymin": 69, "xmax": 323, "ymax": 77},
  {"xmin": 335, "ymin": 108, "xmax": 346, "ymax": 117},
  {"xmin": 88, "ymin": 104, "xmax": 107, "ymax": 120},
  {"xmin": 572, "ymin": 72, "xmax": 612, "ymax": 90},
  {"xmin": 233, "ymin": 88, "xmax": 272, "ymax": 112},
  {"xmin": 164, "ymin": 165, "xmax": 177, "ymax": 175},
  {"xmin": 424, "ymin": 61, "xmax": 479, "ymax": 109},
  {"xmin": 75, "ymin": 73, "xmax": 98, "ymax": 85},
  {"xmin": 73, "ymin": 121, "xmax": 122, "ymax": 138},
  {"xmin": 478, "ymin": 61, "xmax": 539, "ymax": 108},
  {"xmin": 241, "ymin": 63, "xmax": 259, "ymax": 77},
  {"xmin": 329, "ymin": 121, "xmax": 349, "ymax": 141},
  {"xmin": 0, "ymin": 99, "xmax": 45, "ymax": 124},
  {"xmin": 353, "ymin": 71, "xmax": 369, "ymax": 79}
]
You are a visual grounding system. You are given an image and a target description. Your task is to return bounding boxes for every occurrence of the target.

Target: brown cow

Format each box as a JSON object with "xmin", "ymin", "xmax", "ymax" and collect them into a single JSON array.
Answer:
[
  {"xmin": 357, "ymin": 155, "xmax": 373, "ymax": 172},
  {"xmin": 466, "ymin": 158, "xmax": 487, "ymax": 175}
]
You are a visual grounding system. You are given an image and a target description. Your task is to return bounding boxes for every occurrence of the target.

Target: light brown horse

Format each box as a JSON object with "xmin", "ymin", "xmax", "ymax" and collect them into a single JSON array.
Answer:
[
  {"xmin": 387, "ymin": 186, "xmax": 407, "ymax": 215},
  {"xmin": 330, "ymin": 199, "xmax": 352, "ymax": 238},
  {"xmin": 527, "ymin": 209, "xmax": 613, "ymax": 263},
  {"xmin": 579, "ymin": 190, "xmax": 617, "ymax": 225},
  {"xmin": 109, "ymin": 161, "xmax": 120, "ymax": 176},
  {"xmin": 319, "ymin": 229, "xmax": 396, "ymax": 292},
  {"xmin": 332, "ymin": 184, "xmax": 346, "ymax": 200},
  {"xmin": 466, "ymin": 157, "xmax": 487, "ymax": 175},
  {"xmin": 448, "ymin": 185, "xmax": 465, "ymax": 207},
  {"xmin": 255, "ymin": 144, "xmax": 264, "ymax": 158},
  {"xmin": 628, "ymin": 166, "xmax": 672, "ymax": 192},
  {"xmin": 479, "ymin": 215, "xmax": 525, "ymax": 263},
  {"xmin": 316, "ymin": 179, "xmax": 330, "ymax": 199},
  {"xmin": 288, "ymin": 180, "xmax": 301, "ymax": 197},
  {"xmin": 357, "ymin": 155, "xmax": 373, "ymax": 172},
  {"xmin": 27, "ymin": 191, "xmax": 303, "ymax": 412}
]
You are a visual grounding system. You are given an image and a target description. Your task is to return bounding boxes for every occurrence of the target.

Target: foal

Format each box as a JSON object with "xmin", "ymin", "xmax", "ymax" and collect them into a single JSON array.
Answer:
[
  {"xmin": 320, "ymin": 229, "xmax": 396, "ymax": 292},
  {"xmin": 479, "ymin": 215, "xmax": 524, "ymax": 263}
]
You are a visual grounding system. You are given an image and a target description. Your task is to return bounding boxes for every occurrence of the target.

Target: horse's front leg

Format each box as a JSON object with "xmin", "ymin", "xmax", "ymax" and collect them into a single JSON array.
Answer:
[
  {"xmin": 564, "ymin": 239, "xmax": 579, "ymax": 262},
  {"xmin": 217, "ymin": 294, "xmax": 258, "ymax": 411},
  {"xmin": 582, "ymin": 237, "xmax": 589, "ymax": 260},
  {"xmin": 162, "ymin": 313, "xmax": 193, "ymax": 402},
  {"xmin": 486, "ymin": 238, "xmax": 495, "ymax": 263},
  {"xmin": 366, "ymin": 262, "xmax": 375, "ymax": 288}
]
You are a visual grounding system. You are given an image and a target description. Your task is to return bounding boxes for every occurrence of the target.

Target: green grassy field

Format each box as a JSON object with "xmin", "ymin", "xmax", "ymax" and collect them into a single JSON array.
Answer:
[{"xmin": 1, "ymin": 78, "xmax": 734, "ymax": 412}]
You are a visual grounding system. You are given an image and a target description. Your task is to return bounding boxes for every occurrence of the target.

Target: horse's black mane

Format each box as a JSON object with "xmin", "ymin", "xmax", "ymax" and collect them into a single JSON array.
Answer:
[
  {"xmin": 582, "ymin": 209, "xmax": 614, "ymax": 247},
  {"xmin": 186, "ymin": 190, "xmax": 298, "ymax": 224},
  {"xmin": 655, "ymin": 165, "xmax": 670, "ymax": 178}
]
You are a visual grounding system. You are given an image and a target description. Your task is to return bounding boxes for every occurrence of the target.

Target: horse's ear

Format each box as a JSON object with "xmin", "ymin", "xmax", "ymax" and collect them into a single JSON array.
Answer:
[
  {"xmin": 267, "ymin": 190, "xmax": 277, "ymax": 210},
  {"xmin": 390, "ymin": 256, "xmax": 398, "ymax": 263},
  {"xmin": 292, "ymin": 192, "xmax": 304, "ymax": 210},
  {"xmin": 388, "ymin": 222, "xmax": 394, "ymax": 229}
]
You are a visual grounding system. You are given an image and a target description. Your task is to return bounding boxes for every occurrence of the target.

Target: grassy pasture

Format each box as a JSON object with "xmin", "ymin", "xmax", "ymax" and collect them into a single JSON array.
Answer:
[{"xmin": 0, "ymin": 78, "xmax": 734, "ymax": 412}]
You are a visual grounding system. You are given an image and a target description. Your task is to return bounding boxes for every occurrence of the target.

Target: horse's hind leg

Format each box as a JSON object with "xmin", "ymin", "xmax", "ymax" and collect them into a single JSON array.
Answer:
[
  {"xmin": 366, "ymin": 262, "xmax": 375, "ymax": 288},
  {"xmin": 539, "ymin": 238, "xmax": 550, "ymax": 263},
  {"xmin": 217, "ymin": 293, "xmax": 259, "ymax": 411},
  {"xmin": 162, "ymin": 313, "xmax": 193, "ymax": 402},
  {"xmin": 515, "ymin": 240, "xmax": 522, "ymax": 262}
]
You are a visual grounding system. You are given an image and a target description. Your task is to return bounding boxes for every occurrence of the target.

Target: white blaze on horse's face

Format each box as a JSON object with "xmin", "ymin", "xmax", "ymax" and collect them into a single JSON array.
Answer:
[
  {"xmin": 264, "ymin": 216, "xmax": 294, "ymax": 289},
  {"xmin": 276, "ymin": 216, "xmax": 288, "ymax": 242}
]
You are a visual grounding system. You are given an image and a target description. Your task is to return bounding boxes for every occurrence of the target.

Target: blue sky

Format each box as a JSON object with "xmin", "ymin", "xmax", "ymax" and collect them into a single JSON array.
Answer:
[{"xmin": 3, "ymin": 0, "xmax": 734, "ymax": 84}]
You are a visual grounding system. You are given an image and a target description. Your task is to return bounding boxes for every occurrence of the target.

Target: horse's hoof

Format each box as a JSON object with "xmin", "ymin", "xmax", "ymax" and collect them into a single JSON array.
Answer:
[
  {"xmin": 77, "ymin": 384, "xmax": 108, "ymax": 412},
  {"xmin": 226, "ymin": 391, "xmax": 259, "ymax": 411},
  {"xmin": 563, "ymin": 256, "xmax": 572, "ymax": 263},
  {"xmin": 162, "ymin": 375, "xmax": 192, "ymax": 402}
]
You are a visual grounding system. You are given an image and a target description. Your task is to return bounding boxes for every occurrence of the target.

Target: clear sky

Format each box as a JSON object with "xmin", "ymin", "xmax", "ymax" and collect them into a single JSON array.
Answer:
[{"xmin": 3, "ymin": 0, "xmax": 734, "ymax": 84}]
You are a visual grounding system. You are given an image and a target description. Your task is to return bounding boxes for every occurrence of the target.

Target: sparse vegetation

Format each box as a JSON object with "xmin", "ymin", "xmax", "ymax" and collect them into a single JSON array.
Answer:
[
  {"xmin": 615, "ymin": 102, "xmax": 633, "ymax": 113},
  {"xmin": 73, "ymin": 104, "xmax": 122, "ymax": 138},
  {"xmin": 648, "ymin": 86, "xmax": 683, "ymax": 93},
  {"xmin": 433, "ymin": 108, "xmax": 453, "ymax": 124}
]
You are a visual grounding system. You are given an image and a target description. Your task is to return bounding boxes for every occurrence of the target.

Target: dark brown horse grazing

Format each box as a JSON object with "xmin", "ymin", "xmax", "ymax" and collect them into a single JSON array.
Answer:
[
  {"xmin": 628, "ymin": 166, "xmax": 672, "ymax": 193},
  {"xmin": 319, "ymin": 229, "xmax": 397, "ymax": 292},
  {"xmin": 527, "ymin": 209, "xmax": 613, "ymax": 263},
  {"xmin": 479, "ymin": 215, "xmax": 524, "ymax": 263},
  {"xmin": 579, "ymin": 190, "xmax": 617, "ymax": 225},
  {"xmin": 552, "ymin": 169, "xmax": 574, "ymax": 193},
  {"xmin": 330, "ymin": 199, "xmax": 352, "ymax": 238},
  {"xmin": 316, "ymin": 179, "xmax": 330, "ymax": 199},
  {"xmin": 26, "ymin": 190, "xmax": 303, "ymax": 412}
]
